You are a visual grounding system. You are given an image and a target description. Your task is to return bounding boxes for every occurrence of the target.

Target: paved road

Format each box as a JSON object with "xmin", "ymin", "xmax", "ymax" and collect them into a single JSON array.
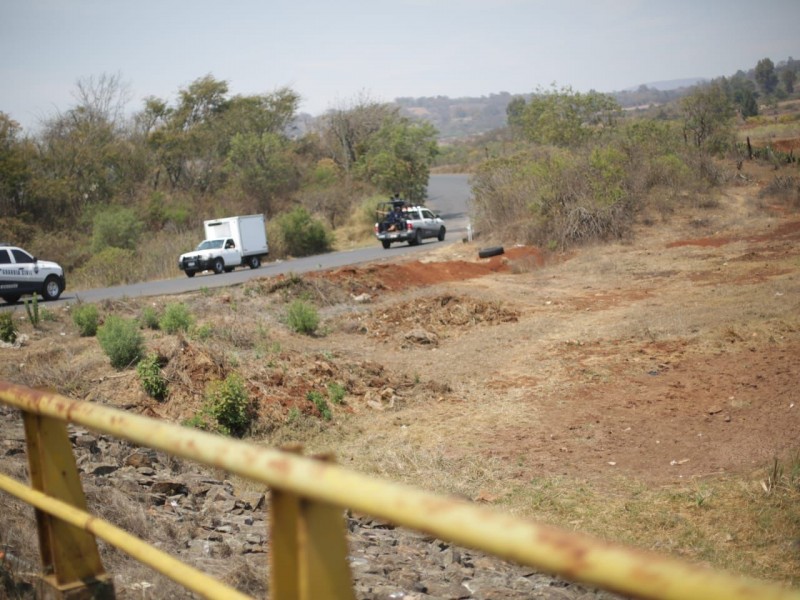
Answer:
[{"xmin": 22, "ymin": 174, "xmax": 471, "ymax": 309}]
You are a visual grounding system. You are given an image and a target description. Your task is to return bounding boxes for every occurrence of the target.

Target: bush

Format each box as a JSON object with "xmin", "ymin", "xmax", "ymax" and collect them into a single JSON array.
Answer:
[
  {"xmin": 139, "ymin": 306, "xmax": 160, "ymax": 330},
  {"xmin": 307, "ymin": 390, "xmax": 332, "ymax": 420},
  {"xmin": 91, "ymin": 207, "xmax": 143, "ymax": 253},
  {"xmin": 159, "ymin": 303, "xmax": 193, "ymax": 334},
  {"xmin": 72, "ymin": 303, "xmax": 100, "ymax": 337},
  {"xmin": 97, "ymin": 316, "xmax": 144, "ymax": 369},
  {"xmin": 78, "ymin": 247, "xmax": 136, "ymax": 287},
  {"xmin": 272, "ymin": 207, "xmax": 332, "ymax": 257},
  {"xmin": 137, "ymin": 352, "xmax": 168, "ymax": 400},
  {"xmin": 0, "ymin": 312, "xmax": 17, "ymax": 344},
  {"xmin": 204, "ymin": 374, "xmax": 251, "ymax": 437},
  {"xmin": 327, "ymin": 382, "xmax": 346, "ymax": 405},
  {"xmin": 286, "ymin": 300, "xmax": 319, "ymax": 335}
]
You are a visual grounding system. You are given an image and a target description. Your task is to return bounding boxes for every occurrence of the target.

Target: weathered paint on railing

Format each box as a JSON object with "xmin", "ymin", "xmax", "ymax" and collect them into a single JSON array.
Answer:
[
  {"xmin": 0, "ymin": 472, "xmax": 252, "ymax": 600},
  {"xmin": 1, "ymin": 380, "xmax": 799, "ymax": 600}
]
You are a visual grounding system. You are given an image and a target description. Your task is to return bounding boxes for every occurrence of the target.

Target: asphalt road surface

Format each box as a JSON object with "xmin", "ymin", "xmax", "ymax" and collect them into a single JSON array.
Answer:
[{"xmin": 27, "ymin": 174, "xmax": 472, "ymax": 308}]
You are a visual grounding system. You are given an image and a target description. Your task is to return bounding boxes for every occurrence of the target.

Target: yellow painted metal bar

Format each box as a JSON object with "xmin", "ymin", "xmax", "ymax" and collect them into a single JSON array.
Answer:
[
  {"xmin": 23, "ymin": 412, "xmax": 107, "ymax": 586},
  {"xmin": 2, "ymin": 381, "xmax": 799, "ymax": 600},
  {"xmin": 297, "ymin": 497, "xmax": 356, "ymax": 600},
  {"xmin": 0, "ymin": 473, "xmax": 253, "ymax": 600},
  {"xmin": 270, "ymin": 488, "xmax": 300, "ymax": 599}
]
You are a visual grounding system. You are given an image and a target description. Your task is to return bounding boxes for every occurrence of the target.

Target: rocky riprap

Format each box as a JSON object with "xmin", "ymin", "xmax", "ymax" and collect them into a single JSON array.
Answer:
[{"xmin": 0, "ymin": 407, "xmax": 624, "ymax": 599}]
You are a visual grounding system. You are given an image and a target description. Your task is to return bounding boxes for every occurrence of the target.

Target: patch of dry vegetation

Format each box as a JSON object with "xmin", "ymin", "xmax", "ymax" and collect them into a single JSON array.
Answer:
[{"xmin": 1, "ymin": 155, "xmax": 800, "ymax": 594}]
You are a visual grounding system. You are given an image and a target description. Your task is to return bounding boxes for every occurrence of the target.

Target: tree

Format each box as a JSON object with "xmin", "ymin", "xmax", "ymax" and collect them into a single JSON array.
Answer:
[
  {"xmin": 318, "ymin": 96, "xmax": 396, "ymax": 172},
  {"xmin": 754, "ymin": 58, "xmax": 779, "ymax": 95},
  {"xmin": 224, "ymin": 131, "xmax": 297, "ymax": 215},
  {"xmin": 0, "ymin": 113, "xmax": 33, "ymax": 219},
  {"xmin": 781, "ymin": 68, "xmax": 796, "ymax": 94},
  {"xmin": 353, "ymin": 116, "xmax": 438, "ymax": 202},
  {"xmin": 680, "ymin": 82, "xmax": 735, "ymax": 153},
  {"xmin": 512, "ymin": 85, "xmax": 620, "ymax": 146},
  {"xmin": 505, "ymin": 96, "xmax": 526, "ymax": 134},
  {"xmin": 314, "ymin": 95, "xmax": 438, "ymax": 205},
  {"xmin": 144, "ymin": 78, "xmax": 301, "ymax": 195},
  {"xmin": 30, "ymin": 74, "xmax": 139, "ymax": 228},
  {"xmin": 726, "ymin": 74, "xmax": 759, "ymax": 118}
]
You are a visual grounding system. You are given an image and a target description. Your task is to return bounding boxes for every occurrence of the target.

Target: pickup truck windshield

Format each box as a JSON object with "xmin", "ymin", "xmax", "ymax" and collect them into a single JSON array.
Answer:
[{"xmin": 197, "ymin": 239, "xmax": 224, "ymax": 250}]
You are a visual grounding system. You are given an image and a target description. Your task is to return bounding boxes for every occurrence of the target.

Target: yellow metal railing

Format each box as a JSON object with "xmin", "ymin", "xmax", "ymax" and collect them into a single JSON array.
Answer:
[{"xmin": 1, "ymin": 380, "xmax": 798, "ymax": 600}]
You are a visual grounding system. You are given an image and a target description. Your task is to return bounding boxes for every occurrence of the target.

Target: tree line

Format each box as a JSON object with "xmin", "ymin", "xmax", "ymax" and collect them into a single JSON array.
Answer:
[
  {"xmin": 0, "ymin": 74, "xmax": 438, "ymax": 279},
  {"xmin": 468, "ymin": 55, "xmax": 798, "ymax": 249}
]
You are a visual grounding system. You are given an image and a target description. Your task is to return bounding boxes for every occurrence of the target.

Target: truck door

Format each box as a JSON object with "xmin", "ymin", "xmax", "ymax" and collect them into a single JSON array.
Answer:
[
  {"xmin": 421, "ymin": 209, "xmax": 436, "ymax": 235},
  {"xmin": 7, "ymin": 248, "xmax": 37, "ymax": 294},
  {"xmin": 222, "ymin": 239, "xmax": 239, "ymax": 266}
]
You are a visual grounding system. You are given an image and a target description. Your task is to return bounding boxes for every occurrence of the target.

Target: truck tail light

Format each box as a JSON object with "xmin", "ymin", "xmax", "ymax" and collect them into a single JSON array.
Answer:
[{"xmin": 406, "ymin": 222, "xmax": 413, "ymax": 231}]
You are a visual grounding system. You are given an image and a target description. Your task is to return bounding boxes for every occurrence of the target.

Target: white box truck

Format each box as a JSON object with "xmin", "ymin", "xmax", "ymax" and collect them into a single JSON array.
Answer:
[{"xmin": 178, "ymin": 214, "xmax": 269, "ymax": 277}]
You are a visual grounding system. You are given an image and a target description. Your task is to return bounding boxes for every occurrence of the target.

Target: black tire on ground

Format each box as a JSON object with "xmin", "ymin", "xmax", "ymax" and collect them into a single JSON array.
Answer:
[
  {"xmin": 437, "ymin": 226, "xmax": 446, "ymax": 242},
  {"xmin": 409, "ymin": 229, "xmax": 422, "ymax": 246},
  {"xmin": 185, "ymin": 271, "xmax": 196, "ymax": 278},
  {"xmin": 478, "ymin": 246, "xmax": 504, "ymax": 259},
  {"xmin": 213, "ymin": 258, "xmax": 225, "ymax": 274},
  {"xmin": 381, "ymin": 240, "xmax": 391, "ymax": 249},
  {"xmin": 248, "ymin": 255, "xmax": 261, "ymax": 269},
  {"xmin": 42, "ymin": 275, "xmax": 63, "ymax": 301},
  {"xmin": 2, "ymin": 295, "xmax": 20, "ymax": 304}
]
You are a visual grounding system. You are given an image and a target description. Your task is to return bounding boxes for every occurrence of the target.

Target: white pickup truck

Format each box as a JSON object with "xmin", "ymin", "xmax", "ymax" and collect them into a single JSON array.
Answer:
[
  {"xmin": 374, "ymin": 200, "xmax": 446, "ymax": 249},
  {"xmin": 178, "ymin": 215, "xmax": 269, "ymax": 277}
]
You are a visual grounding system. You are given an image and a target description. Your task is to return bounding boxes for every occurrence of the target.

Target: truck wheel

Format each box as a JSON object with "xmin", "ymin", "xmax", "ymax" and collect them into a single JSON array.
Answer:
[
  {"xmin": 409, "ymin": 229, "xmax": 422, "ymax": 246},
  {"xmin": 185, "ymin": 271, "xmax": 196, "ymax": 278},
  {"xmin": 248, "ymin": 255, "xmax": 261, "ymax": 269},
  {"xmin": 2, "ymin": 295, "xmax": 20, "ymax": 304},
  {"xmin": 437, "ymin": 226, "xmax": 446, "ymax": 242},
  {"xmin": 213, "ymin": 258, "xmax": 225, "ymax": 274},
  {"xmin": 478, "ymin": 246, "xmax": 504, "ymax": 259},
  {"xmin": 42, "ymin": 276, "xmax": 63, "ymax": 301},
  {"xmin": 381, "ymin": 240, "xmax": 391, "ymax": 249}
]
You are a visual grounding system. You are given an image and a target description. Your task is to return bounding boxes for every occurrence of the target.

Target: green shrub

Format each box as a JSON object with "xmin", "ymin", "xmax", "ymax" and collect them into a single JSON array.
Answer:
[
  {"xmin": 139, "ymin": 306, "xmax": 160, "ymax": 330},
  {"xmin": 97, "ymin": 316, "xmax": 144, "ymax": 369},
  {"xmin": 327, "ymin": 382, "xmax": 346, "ymax": 405},
  {"xmin": 286, "ymin": 300, "xmax": 319, "ymax": 335},
  {"xmin": 0, "ymin": 312, "xmax": 17, "ymax": 344},
  {"xmin": 192, "ymin": 323, "xmax": 214, "ymax": 341},
  {"xmin": 307, "ymin": 390, "xmax": 332, "ymax": 420},
  {"xmin": 137, "ymin": 352, "xmax": 168, "ymax": 400},
  {"xmin": 272, "ymin": 207, "xmax": 332, "ymax": 257},
  {"xmin": 91, "ymin": 207, "xmax": 143, "ymax": 253},
  {"xmin": 205, "ymin": 374, "xmax": 251, "ymax": 437},
  {"xmin": 40, "ymin": 308, "xmax": 57, "ymax": 322},
  {"xmin": 72, "ymin": 303, "xmax": 100, "ymax": 337},
  {"xmin": 159, "ymin": 302, "xmax": 194, "ymax": 334},
  {"xmin": 183, "ymin": 413, "xmax": 211, "ymax": 430}
]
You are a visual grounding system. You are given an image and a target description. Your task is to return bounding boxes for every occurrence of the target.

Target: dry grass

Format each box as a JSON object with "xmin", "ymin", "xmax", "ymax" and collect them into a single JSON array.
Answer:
[{"xmin": 2, "ymin": 158, "xmax": 800, "ymax": 595}]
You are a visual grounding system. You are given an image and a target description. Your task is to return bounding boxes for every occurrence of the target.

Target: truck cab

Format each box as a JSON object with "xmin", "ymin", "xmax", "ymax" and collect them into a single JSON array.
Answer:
[{"xmin": 177, "ymin": 214, "xmax": 269, "ymax": 278}]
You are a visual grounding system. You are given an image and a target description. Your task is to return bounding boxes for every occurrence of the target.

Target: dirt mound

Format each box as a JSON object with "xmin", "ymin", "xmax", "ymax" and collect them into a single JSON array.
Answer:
[
  {"xmin": 315, "ymin": 245, "xmax": 544, "ymax": 296},
  {"xmin": 355, "ymin": 294, "xmax": 520, "ymax": 343}
]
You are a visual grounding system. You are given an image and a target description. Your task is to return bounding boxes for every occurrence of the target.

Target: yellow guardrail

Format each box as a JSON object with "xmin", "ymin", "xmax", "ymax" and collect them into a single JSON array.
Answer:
[{"xmin": 1, "ymin": 379, "xmax": 798, "ymax": 600}]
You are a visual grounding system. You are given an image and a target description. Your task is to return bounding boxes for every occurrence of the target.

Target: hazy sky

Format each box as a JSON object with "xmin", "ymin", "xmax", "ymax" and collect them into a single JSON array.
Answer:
[{"xmin": 2, "ymin": 0, "xmax": 798, "ymax": 131}]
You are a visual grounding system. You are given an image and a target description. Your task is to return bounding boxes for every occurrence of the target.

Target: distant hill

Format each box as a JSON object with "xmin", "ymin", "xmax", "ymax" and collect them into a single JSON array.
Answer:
[
  {"xmin": 626, "ymin": 78, "xmax": 707, "ymax": 91},
  {"xmin": 395, "ymin": 80, "xmax": 705, "ymax": 140}
]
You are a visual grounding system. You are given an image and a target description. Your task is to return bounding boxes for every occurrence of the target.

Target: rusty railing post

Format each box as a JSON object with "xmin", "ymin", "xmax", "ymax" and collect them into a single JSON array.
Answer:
[
  {"xmin": 23, "ymin": 412, "xmax": 114, "ymax": 599},
  {"xmin": 269, "ymin": 447, "xmax": 354, "ymax": 600}
]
